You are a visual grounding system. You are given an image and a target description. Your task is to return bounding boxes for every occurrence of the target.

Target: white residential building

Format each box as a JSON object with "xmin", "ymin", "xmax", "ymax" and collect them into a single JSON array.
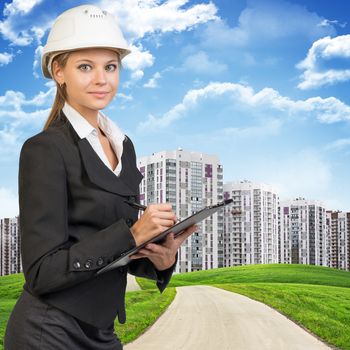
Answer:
[
  {"xmin": 223, "ymin": 180, "xmax": 278, "ymax": 266},
  {"xmin": 0, "ymin": 216, "xmax": 22, "ymax": 276},
  {"xmin": 326, "ymin": 211, "xmax": 350, "ymax": 271},
  {"xmin": 137, "ymin": 149, "xmax": 224, "ymax": 273},
  {"xmin": 279, "ymin": 198, "xmax": 327, "ymax": 266}
]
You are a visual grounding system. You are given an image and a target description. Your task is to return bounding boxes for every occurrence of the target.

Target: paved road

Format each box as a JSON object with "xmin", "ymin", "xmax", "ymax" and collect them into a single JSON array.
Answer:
[
  {"xmin": 126, "ymin": 274, "xmax": 141, "ymax": 292},
  {"xmin": 124, "ymin": 285, "xmax": 331, "ymax": 350}
]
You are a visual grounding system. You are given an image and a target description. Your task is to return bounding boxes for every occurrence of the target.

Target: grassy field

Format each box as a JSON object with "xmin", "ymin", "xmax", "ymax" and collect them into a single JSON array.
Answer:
[
  {"xmin": 217, "ymin": 283, "xmax": 350, "ymax": 350},
  {"xmin": 115, "ymin": 287, "xmax": 176, "ymax": 344},
  {"xmin": 0, "ymin": 273, "xmax": 176, "ymax": 349},
  {"xmin": 0, "ymin": 273, "xmax": 25, "ymax": 344},
  {"xmin": 136, "ymin": 264, "xmax": 350, "ymax": 350},
  {"xmin": 1, "ymin": 264, "xmax": 350, "ymax": 349},
  {"xmin": 137, "ymin": 263, "xmax": 350, "ymax": 289}
]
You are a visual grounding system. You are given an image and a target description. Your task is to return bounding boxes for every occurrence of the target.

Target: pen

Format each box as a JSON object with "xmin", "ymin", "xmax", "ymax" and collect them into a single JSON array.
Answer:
[
  {"xmin": 124, "ymin": 199, "xmax": 181, "ymax": 223},
  {"xmin": 124, "ymin": 199, "xmax": 147, "ymax": 211}
]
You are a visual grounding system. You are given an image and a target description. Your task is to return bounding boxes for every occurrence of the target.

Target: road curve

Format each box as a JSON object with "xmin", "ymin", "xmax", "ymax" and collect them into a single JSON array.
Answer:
[
  {"xmin": 124, "ymin": 285, "xmax": 331, "ymax": 350},
  {"xmin": 126, "ymin": 274, "xmax": 141, "ymax": 292}
]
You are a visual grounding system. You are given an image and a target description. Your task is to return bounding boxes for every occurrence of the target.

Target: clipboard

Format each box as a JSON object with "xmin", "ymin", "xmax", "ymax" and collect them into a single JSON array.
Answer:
[{"xmin": 96, "ymin": 199, "xmax": 233, "ymax": 275}]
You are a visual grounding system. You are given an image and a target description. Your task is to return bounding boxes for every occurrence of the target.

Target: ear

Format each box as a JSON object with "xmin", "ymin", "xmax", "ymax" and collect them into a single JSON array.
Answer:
[{"xmin": 52, "ymin": 60, "xmax": 65, "ymax": 85}]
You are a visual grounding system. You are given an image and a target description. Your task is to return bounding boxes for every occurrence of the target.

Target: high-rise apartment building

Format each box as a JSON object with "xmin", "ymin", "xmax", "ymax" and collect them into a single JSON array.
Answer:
[
  {"xmin": 137, "ymin": 149, "xmax": 224, "ymax": 273},
  {"xmin": 326, "ymin": 211, "xmax": 350, "ymax": 271},
  {"xmin": 279, "ymin": 198, "xmax": 327, "ymax": 266},
  {"xmin": 0, "ymin": 216, "xmax": 21, "ymax": 276},
  {"xmin": 223, "ymin": 180, "xmax": 278, "ymax": 266}
]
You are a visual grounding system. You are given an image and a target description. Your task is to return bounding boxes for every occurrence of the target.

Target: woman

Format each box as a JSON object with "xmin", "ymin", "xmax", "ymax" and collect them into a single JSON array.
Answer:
[{"xmin": 4, "ymin": 4, "xmax": 197, "ymax": 350}]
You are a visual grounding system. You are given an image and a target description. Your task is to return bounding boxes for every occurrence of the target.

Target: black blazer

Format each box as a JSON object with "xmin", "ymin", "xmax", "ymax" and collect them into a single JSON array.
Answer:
[{"xmin": 18, "ymin": 109, "xmax": 177, "ymax": 328}]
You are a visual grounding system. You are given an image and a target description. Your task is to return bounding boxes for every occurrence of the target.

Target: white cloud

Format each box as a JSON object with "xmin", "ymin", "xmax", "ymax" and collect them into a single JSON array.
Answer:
[
  {"xmin": 32, "ymin": 45, "xmax": 43, "ymax": 78},
  {"xmin": 199, "ymin": 0, "xmax": 335, "ymax": 50},
  {"xmin": 122, "ymin": 43, "xmax": 155, "ymax": 84},
  {"xmin": 318, "ymin": 19, "xmax": 347, "ymax": 29},
  {"xmin": 24, "ymin": 88, "xmax": 56, "ymax": 107},
  {"xmin": 297, "ymin": 35, "xmax": 350, "ymax": 89},
  {"xmin": 0, "ymin": 107, "xmax": 51, "ymax": 128},
  {"xmin": 107, "ymin": 91, "xmax": 134, "ymax": 111},
  {"xmin": 0, "ymin": 122, "xmax": 25, "ymax": 162},
  {"xmin": 325, "ymin": 138, "xmax": 350, "ymax": 151},
  {"xmin": 1, "ymin": 1, "xmax": 217, "ymax": 82},
  {"xmin": 0, "ymin": 187, "xmax": 19, "ymax": 219},
  {"xmin": 123, "ymin": 43, "xmax": 155, "ymax": 71},
  {"xmin": 199, "ymin": 19, "xmax": 247, "ymax": 48},
  {"xmin": 137, "ymin": 81, "xmax": 350, "ymax": 131},
  {"xmin": 0, "ymin": 90, "xmax": 26, "ymax": 111},
  {"xmin": 116, "ymin": 92, "xmax": 133, "ymax": 102},
  {"xmin": 99, "ymin": 0, "xmax": 218, "ymax": 40},
  {"xmin": 182, "ymin": 51, "xmax": 227, "ymax": 74},
  {"xmin": 3, "ymin": 0, "xmax": 43, "ymax": 16},
  {"xmin": 304, "ymin": 96, "xmax": 350, "ymax": 123},
  {"xmin": 0, "ymin": 87, "xmax": 55, "ymax": 158},
  {"xmin": 0, "ymin": 52, "xmax": 14, "ymax": 66},
  {"xmin": 0, "ymin": 105, "xmax": 50, "ymax": 163},
  {"xmin": 0, "ymin": 0, "xmax": 48, "ymax": 46},
  {"xmin": 0, "ymin": 86, "xmax": 55, "ymax": 111},
  {"xmin": 130, "ymin": 70, "xmax": 144, "ymax": 82},
  {"xmin": 144, "ymin": 71, "xmax": 161, "ymax": 88},
  {"xmin": 0, "ymin": 9, "xmax": 50, "ymax": 46},
  {"xmin": 98, "ymin": 0, "xmax": 218, "ymax": 82}
]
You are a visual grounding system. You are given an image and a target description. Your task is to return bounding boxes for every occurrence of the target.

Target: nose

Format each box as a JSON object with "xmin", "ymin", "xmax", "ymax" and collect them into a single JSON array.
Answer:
[{"xmin": 94, "ymin": 67, "xmax": 107, "ymax": 85}]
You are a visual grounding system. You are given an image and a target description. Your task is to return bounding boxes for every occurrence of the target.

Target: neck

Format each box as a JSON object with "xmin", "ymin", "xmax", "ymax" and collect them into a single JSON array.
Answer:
[{"xmin": 66, "ymin": 99, "xmax": 99, "ymax": 129}]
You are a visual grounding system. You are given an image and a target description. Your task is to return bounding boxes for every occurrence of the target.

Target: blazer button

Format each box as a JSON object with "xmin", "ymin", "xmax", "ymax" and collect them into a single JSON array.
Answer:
[
  {"xmin": 126, "ymin": 218, "xmax": 134, "ymax": 228},
  {"xmin": 73, "ymin": 260, "xmax": 81, "ymax": 269},
  {"xmin": 97, "ymin": 257, "xmax": 104, "ymax": 266},
  {"xmin": 84, "ymin": 259, "xmax": 93, "ymax": 269}
]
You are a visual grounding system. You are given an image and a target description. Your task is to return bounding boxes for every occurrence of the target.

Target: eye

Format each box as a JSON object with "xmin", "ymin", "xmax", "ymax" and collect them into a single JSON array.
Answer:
[
  {"xmin": 105, "ymin": 64, "xmax": 118, "ymax": 72},
  {"xmin": 78, "ymin": 64, "xmax": 92, "ymax": 71}
]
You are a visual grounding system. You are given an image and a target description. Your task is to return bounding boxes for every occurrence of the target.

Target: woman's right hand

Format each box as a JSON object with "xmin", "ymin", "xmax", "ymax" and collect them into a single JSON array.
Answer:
[{"xmin": 129, "ymin": 203, "xmax": 177, "ymax": 246}]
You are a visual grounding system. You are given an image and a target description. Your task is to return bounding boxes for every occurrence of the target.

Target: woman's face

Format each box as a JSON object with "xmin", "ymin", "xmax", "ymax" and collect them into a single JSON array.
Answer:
[{"xmin": 53, "ymin": 48, "xmax": 120, "ymax": 116}]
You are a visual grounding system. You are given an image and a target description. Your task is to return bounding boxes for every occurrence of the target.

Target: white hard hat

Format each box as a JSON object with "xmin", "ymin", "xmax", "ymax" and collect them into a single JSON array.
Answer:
[{"xmin": 42, "ymin": 4, "xmax": 131, "ymax": 79}]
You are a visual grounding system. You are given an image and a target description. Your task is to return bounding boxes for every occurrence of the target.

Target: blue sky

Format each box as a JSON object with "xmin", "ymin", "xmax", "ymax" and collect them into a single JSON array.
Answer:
[{"xmin": 1, "ymin": 0, "xmax": 350, "ymax": 218}]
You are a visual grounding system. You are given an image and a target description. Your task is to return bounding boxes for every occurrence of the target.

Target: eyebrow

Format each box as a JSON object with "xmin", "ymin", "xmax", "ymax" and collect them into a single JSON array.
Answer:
[{"xmin": 75, "ymin": 59, "xmax": 118, "ymax": 63}]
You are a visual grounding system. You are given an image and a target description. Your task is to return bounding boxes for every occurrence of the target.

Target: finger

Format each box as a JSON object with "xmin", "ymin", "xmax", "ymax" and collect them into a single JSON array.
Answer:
[
  {"xmin": 175, "ymin": 225, "xmax": 198, "ymax": 241},
  {"xmin": 154, "ymin": 218, "xmax": 177, "ymax": 227},
  {"xmin": 136, "ymin": 249, "xmax": 158, "ymax": 258},
  {"xmin": 144, "ymin": 242, "xmax": 169, "ymax": 254},
  {"xmin": 148, "ymin": 213, "xmax": 177, "ymax": 227},
  {"xmin": 152, "ymin": 211, "xmax": 177, "ymax": 220},
  {"xmin": 163, "ymin": 232, "xmax": 176, "ymax": 246},
  {"xmin": 139, "ymin": 247, "xmax": 164, "ymax": 255},
  {"xmin": 165, "ymin": 232, "xmax": 175, "ymax": 241},
  {"xmin": 148, "ymin": 203, "xmax": 173, "ymax": 212},
  {"xmin": 129, "ymin": 253, "xmax": 145, "ymax": 259}
]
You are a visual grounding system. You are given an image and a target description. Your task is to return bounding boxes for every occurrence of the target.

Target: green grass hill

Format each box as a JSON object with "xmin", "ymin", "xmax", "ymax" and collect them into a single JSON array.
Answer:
[
  {"xmin": 137, "ymin": 263, "xmax": 350, "ymax": 289},
  {"xmin": 1, "ymin": 264, "xmax": 350, "ymax": 349}
]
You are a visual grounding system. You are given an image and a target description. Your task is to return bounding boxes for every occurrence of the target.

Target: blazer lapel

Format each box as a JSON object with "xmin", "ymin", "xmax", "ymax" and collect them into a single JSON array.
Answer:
[
  {"xmin": 53, "ymin": 109, "xmax": 143, "ymax": 197},
  {"xmin": 77, "ymin": 137, "xmax": 142, "ymax": 196}
]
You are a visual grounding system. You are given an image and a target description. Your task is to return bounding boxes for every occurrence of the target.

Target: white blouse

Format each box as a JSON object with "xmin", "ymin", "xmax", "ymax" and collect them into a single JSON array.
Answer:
[{"xmin": 62, "ymin": 102, "xmax": 125, "ymax": 176}]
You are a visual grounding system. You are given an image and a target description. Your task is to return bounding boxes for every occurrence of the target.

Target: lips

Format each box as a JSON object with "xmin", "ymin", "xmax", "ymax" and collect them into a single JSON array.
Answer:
[{"xmin": 88, "ymin": 91, "xmax": 109, "ymax": 98}]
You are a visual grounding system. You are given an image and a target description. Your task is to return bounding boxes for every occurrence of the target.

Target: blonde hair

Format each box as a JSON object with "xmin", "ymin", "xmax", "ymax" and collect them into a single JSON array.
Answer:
[
  {"xmin": 43, "ymin": 50, "xmax": 123, "ymax": 131},
  {"xmin": 42, "ymin": 52, "xmax": 70, "ymax": 130}
]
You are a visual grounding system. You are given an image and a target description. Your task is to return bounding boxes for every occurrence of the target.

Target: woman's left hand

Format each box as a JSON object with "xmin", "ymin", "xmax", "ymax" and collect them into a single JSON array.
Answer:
[{"xmin": 129, "ymin": 224, "xmax": 198, "ymax": 271}]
